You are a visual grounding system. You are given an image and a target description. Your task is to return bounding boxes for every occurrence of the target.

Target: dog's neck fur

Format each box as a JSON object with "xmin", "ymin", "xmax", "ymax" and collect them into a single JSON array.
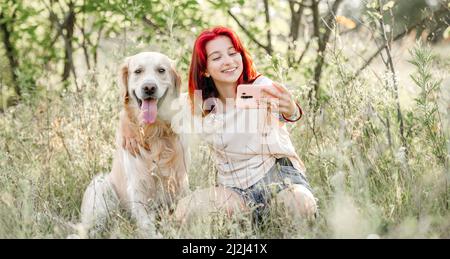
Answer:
[
  {"xmin": 124, "ymin": 109, "xmax": 183, "ymax": 176},
  {"xmin": 138, "ymin": 120, "xmax": 176, "ymax": 150}
]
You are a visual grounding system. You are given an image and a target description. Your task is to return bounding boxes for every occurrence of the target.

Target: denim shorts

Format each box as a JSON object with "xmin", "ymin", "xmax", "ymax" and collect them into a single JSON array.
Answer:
[{"xmin": 229, "ymin": 157, "xmax": 313, "ymax": 224}]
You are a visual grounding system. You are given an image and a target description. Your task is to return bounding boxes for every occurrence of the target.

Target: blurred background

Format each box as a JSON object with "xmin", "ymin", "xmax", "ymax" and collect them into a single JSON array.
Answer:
[{"xmin": 0, "ymin": 0, "xmax": 449, "ymax": 238}]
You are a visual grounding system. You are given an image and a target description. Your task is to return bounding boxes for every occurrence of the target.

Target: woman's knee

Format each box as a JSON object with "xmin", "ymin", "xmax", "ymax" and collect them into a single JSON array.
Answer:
[
  {"xmin": 213, "ymin": 186, "xmax": 246, "ymax": 215},
  {"xmin": 174, "ymin": 186, "xmax": 246, "ymax": 223},
  {"xmin": 276, "ymin": 184, "xmax": 317, "ymax": 220}
]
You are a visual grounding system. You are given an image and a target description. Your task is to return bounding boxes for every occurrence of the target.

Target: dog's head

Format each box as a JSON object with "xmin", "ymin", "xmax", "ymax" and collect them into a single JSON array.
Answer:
[{"xmin": 119, "ymin": 52, "xmax": 181, "ymax": 125}]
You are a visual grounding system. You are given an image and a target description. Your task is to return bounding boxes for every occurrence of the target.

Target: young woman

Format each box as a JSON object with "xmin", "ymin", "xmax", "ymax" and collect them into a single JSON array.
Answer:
[{"xmin": 173, "ymin": 26, "xmax": 317, "ymax": 225}]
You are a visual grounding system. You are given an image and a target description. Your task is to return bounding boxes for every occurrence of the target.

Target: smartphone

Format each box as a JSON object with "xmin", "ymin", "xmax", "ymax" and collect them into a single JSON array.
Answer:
[{"xmin": 236, "ymin": 84, "xmax": 272, "ymax": 109}]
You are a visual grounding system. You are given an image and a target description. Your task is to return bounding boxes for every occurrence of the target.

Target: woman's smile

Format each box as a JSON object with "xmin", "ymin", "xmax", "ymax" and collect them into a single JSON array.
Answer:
[{"xmin": 221, "ymin": 67, "xmax": 238, "ymax": 74}]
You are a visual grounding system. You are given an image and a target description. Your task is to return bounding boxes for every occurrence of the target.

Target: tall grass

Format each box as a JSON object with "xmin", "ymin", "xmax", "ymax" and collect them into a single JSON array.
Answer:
[{"xmin": 0, "ymin": 42, "xmax": 449, "ymax": 238}]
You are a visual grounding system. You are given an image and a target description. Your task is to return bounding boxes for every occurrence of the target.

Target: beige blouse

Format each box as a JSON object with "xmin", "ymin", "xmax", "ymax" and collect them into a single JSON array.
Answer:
[{"xmin": 200, "ymin": 76, "xmax": 305, "ymax": 189}]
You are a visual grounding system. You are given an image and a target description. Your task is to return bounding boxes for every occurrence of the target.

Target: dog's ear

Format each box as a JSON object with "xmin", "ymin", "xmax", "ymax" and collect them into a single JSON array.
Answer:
[
  {"xmin": 119, "ymin": 57, "xmax": 130, "ymax": 104},
  {"xmin": 170, "ymin": 62, "xmax": 181, "ymax": 96}
]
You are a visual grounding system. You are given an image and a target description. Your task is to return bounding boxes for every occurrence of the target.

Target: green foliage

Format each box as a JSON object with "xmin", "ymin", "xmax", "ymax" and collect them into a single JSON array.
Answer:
[
  {"xmin": 407, "ymin": 43, "xmax": 447, "ymax": 164},
  {"xmin": 0, "ymin": 0, "xmax": 42, "ymax": 95}
]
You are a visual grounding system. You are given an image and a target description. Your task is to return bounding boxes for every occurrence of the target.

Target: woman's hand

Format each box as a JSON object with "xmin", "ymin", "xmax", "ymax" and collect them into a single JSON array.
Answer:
[
  {"xmin": 120, "ymin": 113, "xmax": 141, "ymax": 156},
  {"xmin": 261, "ymin": 82, "xmax": 297, "ymax": 118}
]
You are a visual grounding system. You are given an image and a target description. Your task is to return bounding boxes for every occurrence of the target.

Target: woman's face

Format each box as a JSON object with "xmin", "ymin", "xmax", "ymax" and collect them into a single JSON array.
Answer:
[{"xmin": 205, "ymin": 36, "xmax": 243, "ymax": 87}]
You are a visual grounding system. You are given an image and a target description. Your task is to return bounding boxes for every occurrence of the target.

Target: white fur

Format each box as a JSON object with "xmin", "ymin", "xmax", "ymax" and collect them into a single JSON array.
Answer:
[
  {"xmin": 79, "ymin": 52, "xmax": 188, "ymax": 238},
  {"xmin": 80, "ymin": 174, "xmax": 119, "ymax": 233}
]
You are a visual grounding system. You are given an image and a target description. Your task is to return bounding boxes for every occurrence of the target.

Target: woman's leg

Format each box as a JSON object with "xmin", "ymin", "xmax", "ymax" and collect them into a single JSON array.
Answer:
[
  {"xmin": 174, "ymin": 186, "xmax": 247, "ymax": 224},
  {"xmin": 274, "ymin": 184, "xmax": 317, "ymax": 221}
]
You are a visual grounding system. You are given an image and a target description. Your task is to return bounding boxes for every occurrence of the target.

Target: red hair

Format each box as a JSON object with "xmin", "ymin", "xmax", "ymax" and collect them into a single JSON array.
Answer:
[{"xmin": 188, "ymin": 26, "xmax": 259, "ymax": 114}]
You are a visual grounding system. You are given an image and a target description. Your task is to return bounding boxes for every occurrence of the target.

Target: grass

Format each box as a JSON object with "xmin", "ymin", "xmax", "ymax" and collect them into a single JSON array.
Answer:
[{"xmin": 0, "ymin": 42, "xmax": 449, "ymax": 238}]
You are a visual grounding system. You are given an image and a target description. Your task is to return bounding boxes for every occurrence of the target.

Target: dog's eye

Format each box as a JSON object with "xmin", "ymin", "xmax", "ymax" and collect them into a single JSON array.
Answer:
[
  {"xmin": 134, "ymin": 69, "xmax": 142, "ymax": 74},
  {"xmin": 158, "ymin": 68, "xmax": 166, "ymax": 73}
]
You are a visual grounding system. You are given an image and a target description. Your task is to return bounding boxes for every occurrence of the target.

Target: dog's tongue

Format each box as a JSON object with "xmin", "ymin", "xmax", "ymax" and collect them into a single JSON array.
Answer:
[{"xmin": 141, "ymin": 99, "xmax": 157, "ymax": 124}]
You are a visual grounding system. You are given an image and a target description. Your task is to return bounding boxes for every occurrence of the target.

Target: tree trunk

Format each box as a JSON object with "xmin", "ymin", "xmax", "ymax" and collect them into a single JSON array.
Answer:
[
  {"xmin": 287, "ymin": 0, "xmax": 305, "ymax": 66},
  {"xmin": 309, "ymin": 0, "xmax": 343, "ymax": 105},
  {"xmin": 80, "ymin": 5, "xmax": 91, "ymax": 71},
  {"xmin": 263, "ymin": 0, "xmax": 273, "ymax": 55},
  {"xmin": 0, "ymin": 11, "xmax": 20, "ymax": 97},
  {"xmin": 62, "ymin": 2, "xmax": 76, "ymax": 83}
]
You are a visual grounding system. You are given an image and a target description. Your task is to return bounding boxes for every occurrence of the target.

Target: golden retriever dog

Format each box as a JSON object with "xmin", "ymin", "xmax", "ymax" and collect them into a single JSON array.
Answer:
[{"xmin": 80, "ymin": 52, "xmax": 189, "ymax": 237}]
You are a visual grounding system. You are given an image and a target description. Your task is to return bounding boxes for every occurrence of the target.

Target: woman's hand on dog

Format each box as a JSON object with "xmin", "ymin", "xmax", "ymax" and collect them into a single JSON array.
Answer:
[
  {"xmin": 122, "ymin": 136, "xmax": 140, "ymax": 157},
  {"xmin": 120, "ymin": 113, "xmax": 141, "ymax": 156}
]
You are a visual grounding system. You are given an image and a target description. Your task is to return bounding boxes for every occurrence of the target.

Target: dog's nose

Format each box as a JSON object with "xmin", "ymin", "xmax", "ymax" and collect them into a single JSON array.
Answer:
[{"xmin": 143, "ymin": 83, "xmax": 157, "ymax": 95}]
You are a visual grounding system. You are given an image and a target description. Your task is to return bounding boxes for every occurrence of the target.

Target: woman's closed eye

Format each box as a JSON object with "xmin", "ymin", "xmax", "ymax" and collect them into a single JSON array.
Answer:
[{"xmin": 211, "ymin": 52, "xmax": 238, "ymax": 61}]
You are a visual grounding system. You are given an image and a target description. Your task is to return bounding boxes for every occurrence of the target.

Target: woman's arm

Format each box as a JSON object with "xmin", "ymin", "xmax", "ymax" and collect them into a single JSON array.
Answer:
[
  {"xmin": 280, "ymin": 101, "xmax": 303, "ymax": 122},
  {"xmin": 119, "ymin": 111, "xmax": 141, "ymax": 156}
]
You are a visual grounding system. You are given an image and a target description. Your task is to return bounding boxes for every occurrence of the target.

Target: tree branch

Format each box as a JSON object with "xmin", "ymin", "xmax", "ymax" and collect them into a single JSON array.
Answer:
[
  {"xmin": 263, "ymin": 0, "xmax": 273, "ymax": 55},
  {"xmin": 142, "ymin": 16, "xmax": 162, "ymax": 33},
  {"xmin": 344, "ymin": 7, "xmax": 449, "ymax": 86},
  {"xmin": 288, "ymin": 0, "xmax": 312, "ymax": 8},
  {"xmin": 377, "ymin": 0, "xmax": 406, "ymax": 150},
  {"xmin": 321, "ymin": 0, "xmax": 344, "ymax": 52},
  {"xmin": 227, "ymin": 9, "xmax": 272, "ymax": 55},
  {"xmin": 297, "ymin": 39, "xmax": 312, "ymax": 64}
]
